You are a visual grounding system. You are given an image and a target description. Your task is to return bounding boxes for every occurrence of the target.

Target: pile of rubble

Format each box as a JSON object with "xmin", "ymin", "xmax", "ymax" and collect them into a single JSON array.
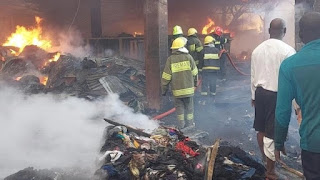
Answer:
[
  {"xmin": 93, "ymin": 119, "xmax": 265, "ymax": 180},
  {"xmin": 0, "ymin": 45, "xmax": 146, "ymax": 111},
  {"xmin": 43, "ymin": 55, "xmax": 146, "ymax": 100},
  {"xmin": 4, "ymin": 124, "xmax": 265, "ymax": 180}
]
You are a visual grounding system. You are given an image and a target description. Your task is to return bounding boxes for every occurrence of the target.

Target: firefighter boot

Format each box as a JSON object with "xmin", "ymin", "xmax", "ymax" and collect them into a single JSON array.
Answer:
[
  {"xmin": 185, "ymin": 119, "xmax": 195, "ymax": 128},
  {"xmin": 178, "ymin": 120, "xmax": 186, "ymax": 129},
  {"xmin": 182, "ymin": 120, "xmax": 196, "ymax": 133}
]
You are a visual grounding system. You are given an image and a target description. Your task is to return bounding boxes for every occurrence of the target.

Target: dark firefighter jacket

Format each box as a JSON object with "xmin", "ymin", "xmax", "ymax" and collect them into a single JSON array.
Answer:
[
  {"xmin": 161, "ymin": 51, "xmax": 198, "ymax": 98},
  {"xmin": 199, "ymin": 44, "xmax": 221, "ymax": 72},
  {"xmin": 187, "ymin": 35, "xmax": 203, "ymax": 65},
  {"xmin": 212, "ymin": 34, "xmax": 228, "ymax": 50}
]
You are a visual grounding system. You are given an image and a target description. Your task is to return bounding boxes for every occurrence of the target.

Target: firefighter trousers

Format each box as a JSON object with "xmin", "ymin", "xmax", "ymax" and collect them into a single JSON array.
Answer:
[
  {"xmin": 201, "ymin": 72, "xmax": 218, "ymax": 95},
  {"xmin": 174, "ymin": 97, "xmax": 194, "ymax": 122}
]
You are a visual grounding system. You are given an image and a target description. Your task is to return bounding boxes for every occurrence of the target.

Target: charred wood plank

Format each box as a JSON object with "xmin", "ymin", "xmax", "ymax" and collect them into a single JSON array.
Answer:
[
  {"xmin": 281, "ymin": 164, "xmax": 304, "ymax": 178},
  {"xmin": 104, "ymin": 118, "xmax": 151, "ymax": 137},
  {"xmin": 206, "ymin": 139, "xmax": 221, "ymax": 180}
]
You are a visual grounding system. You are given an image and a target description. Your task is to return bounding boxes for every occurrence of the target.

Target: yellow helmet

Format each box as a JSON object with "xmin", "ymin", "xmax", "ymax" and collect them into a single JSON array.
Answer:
[
  {"xmin": 188, "ymin": 28, "xmax": 197, "ymax": 36},
  {"xmin": 173, "ymin": 25, "xmax": 183, "ymax": 35},
  {"xmin": 171, "ymin": 37, "xmax": 187, "ymax": 49},
  {"xmin": 204, "ymin": 36, "xmax": 215, "ymax": 44}
]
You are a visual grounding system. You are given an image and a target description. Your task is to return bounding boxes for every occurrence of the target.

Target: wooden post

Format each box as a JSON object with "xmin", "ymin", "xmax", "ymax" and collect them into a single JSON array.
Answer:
[
  {"xmin": 144, "ymin": 0, "xmax": 168, "ymax": 110},
  {"xmin": 91, "ymin": 0, "xmax": 102, "ymax": 38},
  {"xmin": 119, "ymin": 38, "xmax": 124, "ymax": 57}
]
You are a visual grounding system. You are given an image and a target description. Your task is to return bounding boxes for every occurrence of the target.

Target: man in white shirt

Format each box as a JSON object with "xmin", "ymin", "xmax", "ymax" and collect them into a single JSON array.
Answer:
[{"xmin": 251, "ymin": 18, "xmax": 296, "ymax": 179}]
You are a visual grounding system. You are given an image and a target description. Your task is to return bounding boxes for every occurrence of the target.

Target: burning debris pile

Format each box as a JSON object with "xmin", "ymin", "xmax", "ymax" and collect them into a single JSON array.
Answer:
[
  {"xmin": 1, "ymin": 34, "xmax": 146, "ymax": 103},
  {"xmin": 93, "ymin": 119, "xmax": 265, "ymax": 180},
  {"xmin": 0, "ymin": 16, "xmax": 145, "ymax": 109},
  {"xmin": 0, "ymin": 52, "xmax": 146, "ymax": 103}
]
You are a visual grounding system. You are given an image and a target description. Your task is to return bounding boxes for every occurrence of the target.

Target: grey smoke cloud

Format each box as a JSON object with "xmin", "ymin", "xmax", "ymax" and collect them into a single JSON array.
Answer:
[
  {"xmin": 0, "ymin": 84, "xmax": 158, "ymax": 178},
  {"xmin": 51, "ymin": 29, "xmax": 92, "ymax": 58}
]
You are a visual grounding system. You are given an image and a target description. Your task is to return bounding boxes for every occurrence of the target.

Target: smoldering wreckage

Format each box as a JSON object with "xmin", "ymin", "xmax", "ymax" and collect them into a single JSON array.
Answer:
[
  {"xmin": 0, "ymin": 40, "xmax": 253, "ymax": 180},
  {"xmin": 0, "ymin": 43, "xmax": 270, "ymax": 180}
]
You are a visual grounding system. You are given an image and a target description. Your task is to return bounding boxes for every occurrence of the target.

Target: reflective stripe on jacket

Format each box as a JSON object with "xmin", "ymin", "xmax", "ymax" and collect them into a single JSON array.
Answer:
[
  {"xmin": 161, "ymin": 51, "xmax": 198, "ymax": 98},
  {"xmin": 187, "ymin": 35, "xmax": 203, "ymax": 65},
  {"xmin": 199, "ymin": 45, "xmax": 220, "ymax": 72}
]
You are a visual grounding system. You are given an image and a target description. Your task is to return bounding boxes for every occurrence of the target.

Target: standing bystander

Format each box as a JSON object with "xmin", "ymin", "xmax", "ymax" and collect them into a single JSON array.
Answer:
[
  {"xmin": 275, "ymin": 12, "xmax": 320, "ymax": 180},
  {"xmin": 251, "ymin": 18, "xmax": 296, "ymax": 179}
]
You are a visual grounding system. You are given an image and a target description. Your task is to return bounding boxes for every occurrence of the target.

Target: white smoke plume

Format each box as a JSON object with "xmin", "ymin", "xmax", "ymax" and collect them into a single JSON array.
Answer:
[
  {"xmin": 52, "ymin": 29, "xmax": 92, "ymax": 58},
  {"xmin": 0, "ymin": 84, "xmax": 158, "ymax": 178},
  {"xmin": 101, "ymin": 94, "xmax": 159, "ymax": 131}
]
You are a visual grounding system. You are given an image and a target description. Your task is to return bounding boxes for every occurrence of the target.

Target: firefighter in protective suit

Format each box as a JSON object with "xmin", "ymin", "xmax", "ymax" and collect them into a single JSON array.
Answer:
[
  {"xmin": 171, "ymin": 25, "xmax": 184, "ymax": 53},
  {"xmin": 162, "ymin": 37, "xmax": 198, "ymax": 129},
  {"xmin": 187, "ymin": 28, "xmax": 203, "ymax": 66},
  {"xmin": 211, "ymin": 27, "xmax": 228, "ymax": 80},
  {"xmin": 211, "ymin": 26, "xmax": 227, "ymax": 50},
  {"xmin": 199, "ymin": 36, "xmax": 220, "ymax": 97}
]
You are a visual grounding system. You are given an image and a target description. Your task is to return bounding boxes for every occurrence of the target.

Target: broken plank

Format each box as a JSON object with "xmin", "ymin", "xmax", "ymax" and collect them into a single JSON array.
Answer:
[
  {"xmin": 281, "ymin": 164, "xmax": 304, "ymax": 178},
  {"xmin": 206, "ymin": 139, "xmax": 221, "ymax": 180},
  {"xmin": 104, "ymin": 118, "xmax": 151, "ymax": 137}
]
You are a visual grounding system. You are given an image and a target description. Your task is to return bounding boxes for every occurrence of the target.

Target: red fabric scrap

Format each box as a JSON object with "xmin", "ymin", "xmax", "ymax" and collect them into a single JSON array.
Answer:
[{"xmin": 175, "ymin": 141, "xmax": 200, "ymax": 157}]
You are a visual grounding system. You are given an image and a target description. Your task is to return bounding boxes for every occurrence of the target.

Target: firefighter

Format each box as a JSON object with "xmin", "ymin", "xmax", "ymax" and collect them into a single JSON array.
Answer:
[
  {"xmin": 171, "ymin": 25, "xmax": 184, "ymax": 53},
  {"xmin": 173, "ymin": 25, "xmax": 184, "ymax": 40},
  {"xmin": 161, "ymin": 37, "xmax": 198, "ymax": 129},
  {"xmin": 199, "ymin": 36, "xmax": 220, "ymax": 97},
  {"xmin": 187, "ymin": 28, "xmax": 203, "ymax": 66},
  {"xmin": 211, "ymin": 26, "xmax": 228, "ymax": 81},
  {"xmin": 211, "ymin": 26, "xmax": 227, "ymax": 50}
]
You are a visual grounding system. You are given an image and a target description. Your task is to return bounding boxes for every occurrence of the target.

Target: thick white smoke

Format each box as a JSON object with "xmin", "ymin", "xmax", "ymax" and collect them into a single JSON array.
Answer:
[
  {"xmin": 101, "ymin": 94, "xmax": 159, "ymax": 131},
  {"xmin": 51, "ymin": 29, "xmax": 92, "ymax": 58},
  {"xmin": 0, "ymin": 85, "xmax": 158, "ymax": 178}
]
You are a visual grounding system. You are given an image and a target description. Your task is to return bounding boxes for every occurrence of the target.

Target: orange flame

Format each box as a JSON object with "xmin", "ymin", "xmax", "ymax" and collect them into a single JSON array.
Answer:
[
  {"xmin": 40, "ymin": 76, "xmax": 48, "ymax": 85},
  {"xmin": 202, "ymin": 18, "xmax": 215, "ymax": 35},
  {"xmin": 15, "ymin": 76, "xmax": 22, "ymax": 81},
  {"xmin": 44, "ymin": 52, "xmax": 61, "ymax": 66},
  {"xmin": 201, "ymin": 18, "xmax": 235, "ymax": 37},
  {"xmin": 49, "ymin": 52, "xmax": 61, "ymax": 63},
  {"xmin": 3, "ymin": 16, "xmax": 52, "ymax": 55},
  {"xmin": 134, "ymin": 32, "xmax": 143, "ymax": 37}
]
